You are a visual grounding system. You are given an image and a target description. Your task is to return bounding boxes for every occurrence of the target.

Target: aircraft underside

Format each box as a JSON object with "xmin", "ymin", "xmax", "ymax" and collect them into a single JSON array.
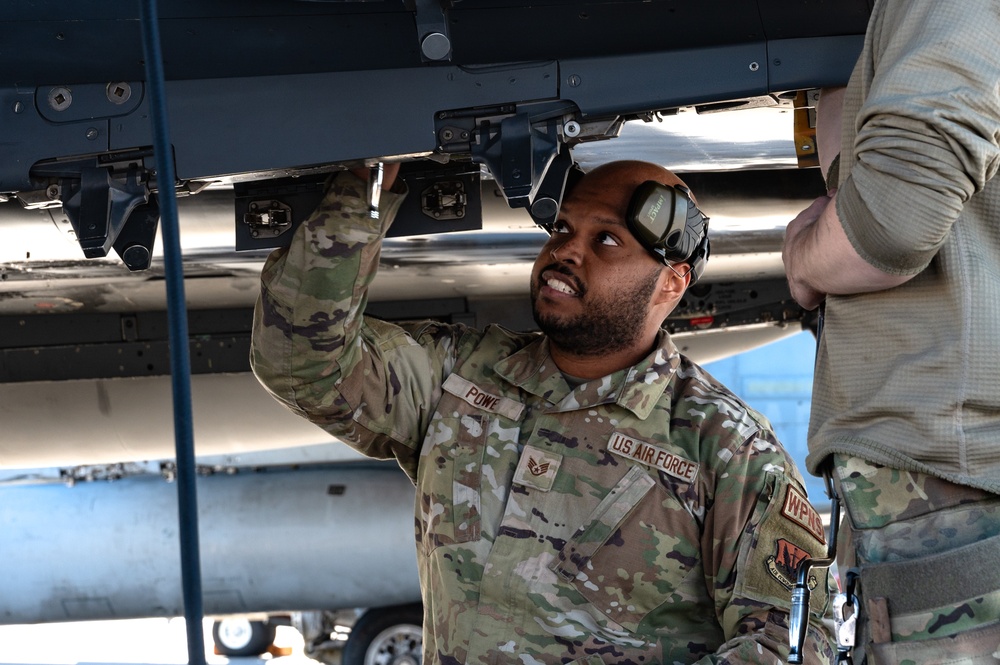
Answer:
[{"xmin": 0, "ymin": 0, "xmax": 868, "ymax": 653}]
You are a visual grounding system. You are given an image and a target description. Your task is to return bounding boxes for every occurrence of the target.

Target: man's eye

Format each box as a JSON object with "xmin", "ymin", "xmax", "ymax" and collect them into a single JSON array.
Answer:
[
  {"xmin": 552, "ymin": 220, "xmax": 570, "ymax": 234},
  {"xmin": 597, "ymin": 232, "xmax": 620, "ymax": 246}
]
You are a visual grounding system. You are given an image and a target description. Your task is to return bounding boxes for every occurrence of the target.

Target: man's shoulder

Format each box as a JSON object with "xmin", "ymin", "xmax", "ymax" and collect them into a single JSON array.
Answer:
[
  {"xmin": 414, "ymin": 322, "xmax": 541, "ymax": 383},
  {"xmin": 669, "ymin": 355, "xmax": 778, "ymax": 444},
  {"xmin": 665, "ymin": 359, "xmax": 810, "ymax": 505}
]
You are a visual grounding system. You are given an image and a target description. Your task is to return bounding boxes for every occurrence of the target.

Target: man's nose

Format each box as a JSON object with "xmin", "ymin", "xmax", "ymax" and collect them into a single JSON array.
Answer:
[{"xmin": 550, "ymin": 236, "xmax": 583, "ymax": 264}]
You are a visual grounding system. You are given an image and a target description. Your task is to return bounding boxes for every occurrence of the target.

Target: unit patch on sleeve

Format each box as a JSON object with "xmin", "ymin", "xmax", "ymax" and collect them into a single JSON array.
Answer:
[
  {"xmin": 607, "ymin": 432, "xmax": 699, "ymax": 483},
  {"xmin": 736, "ymin": 475, "xmax": 830, "ymax": 616},
  {"xmin": 781, "ymin": 484, "xmax": 826, "ymax": 545},
  {"xmin": 766, "ymin": 537, "xmax": 819, "ymax": 591}
]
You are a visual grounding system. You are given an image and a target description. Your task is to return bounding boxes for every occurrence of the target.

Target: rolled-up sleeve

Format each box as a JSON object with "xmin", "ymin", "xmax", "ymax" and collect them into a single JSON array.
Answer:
[{"xmin": 838, "ymin": 1, "xmax": 1000, "ymax": 275}]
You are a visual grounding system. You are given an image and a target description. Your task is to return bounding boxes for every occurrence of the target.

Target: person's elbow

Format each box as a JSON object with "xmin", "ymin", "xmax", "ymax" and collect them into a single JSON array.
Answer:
[{"xmin": 836, "ymin": 175, "xmax": 951, "ymax": 278}]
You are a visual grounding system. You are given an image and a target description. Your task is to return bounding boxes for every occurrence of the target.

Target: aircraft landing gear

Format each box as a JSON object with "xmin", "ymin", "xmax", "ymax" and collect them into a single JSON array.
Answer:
[
  {"xmin": 211, "ymin": 617, "xmax": 277, "ymax": 658},
  {"xmin": 341, "ymin": 603, "xmax": 423, "ymax": 665}
]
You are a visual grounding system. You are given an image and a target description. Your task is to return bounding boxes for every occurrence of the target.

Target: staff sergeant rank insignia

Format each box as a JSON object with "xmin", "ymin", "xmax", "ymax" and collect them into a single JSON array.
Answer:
[
  {"xmin": 513, "ymin": 445, "xmax": 562, "ymax": 492},
  {"xmin": 607, "ymin": 432, "xmax": 699, "ymax": 482}
]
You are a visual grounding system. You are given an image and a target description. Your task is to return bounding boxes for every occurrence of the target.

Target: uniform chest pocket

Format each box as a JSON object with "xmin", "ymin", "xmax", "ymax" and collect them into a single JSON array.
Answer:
[
  {"xmin": 417, "ymin": 413, "xmax": 488, "ymax": 555},
  {"xmin": 550, "ymin": 465, "xmax": 698, "ymax": 633}
]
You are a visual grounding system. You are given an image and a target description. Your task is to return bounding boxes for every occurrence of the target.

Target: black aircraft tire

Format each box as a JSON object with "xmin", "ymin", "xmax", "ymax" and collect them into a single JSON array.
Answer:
[
  {"xmin": 211, "ymin": 618, "xmax": 277, "ymax": 657},
  {"xmin": 342, "ymin": 603, "xmax": 424, "ymax": 665}
]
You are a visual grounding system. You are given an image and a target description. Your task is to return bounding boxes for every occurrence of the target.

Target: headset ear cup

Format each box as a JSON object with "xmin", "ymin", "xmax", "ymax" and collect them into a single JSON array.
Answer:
[
  {"xmin": 665, "ymin": 230, "xmax": 683, "ymax": 255},
  {"xmin": 687, "ymin": 233, "xmax": 710, "ymax": 284},
  {"xmin": 625, "ymin": 179, "xmax": 710, "ymax": 278},
  {"xmin": 680, "ymin": 192, "xmax": 710, "ymax": 282}
]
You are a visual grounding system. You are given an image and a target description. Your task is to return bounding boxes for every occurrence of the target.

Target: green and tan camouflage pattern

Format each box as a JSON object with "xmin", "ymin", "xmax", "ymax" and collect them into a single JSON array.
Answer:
[
  {"xmin": 252, "ymin": 172, "xmax": 837, "ymax": 664},
  {"xmin": 833, "ymin": 455, "xmax": 1000, "ymax": 662}
]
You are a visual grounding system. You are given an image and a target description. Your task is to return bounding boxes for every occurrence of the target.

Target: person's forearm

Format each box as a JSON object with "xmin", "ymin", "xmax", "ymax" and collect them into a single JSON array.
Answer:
[
  {"xmin": 250, "ymin": 171, "xmax": 404, "ymax": 418},
  {"xmin": 816, "ymin": 86, "xmax": 846, "ymax": 187},
  {"xmin": 783, "ymin": 192, "xmax": 911, "ymax": 310}
]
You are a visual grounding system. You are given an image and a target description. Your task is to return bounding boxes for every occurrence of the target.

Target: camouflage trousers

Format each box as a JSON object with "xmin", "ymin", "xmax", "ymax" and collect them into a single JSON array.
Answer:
[{"xmin": 832, "ymin": 454, "xmax": 1000, "ymax": 665}]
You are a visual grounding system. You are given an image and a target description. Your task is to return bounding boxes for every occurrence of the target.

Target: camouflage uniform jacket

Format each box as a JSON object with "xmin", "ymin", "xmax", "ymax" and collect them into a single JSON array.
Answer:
[{"xmin": 251, "ymin": 172, "xmax": 835, "ymax": 665}]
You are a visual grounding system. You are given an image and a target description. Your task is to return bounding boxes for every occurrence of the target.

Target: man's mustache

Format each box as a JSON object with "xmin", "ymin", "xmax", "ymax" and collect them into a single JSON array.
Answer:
[{"xmin": 537, "ymin": 263, "xmax": 586, "ymax": 297}]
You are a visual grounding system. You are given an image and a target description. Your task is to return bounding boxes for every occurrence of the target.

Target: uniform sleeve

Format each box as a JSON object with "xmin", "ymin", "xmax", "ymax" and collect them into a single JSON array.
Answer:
[
  {"xmin": 701, "ymin": 428, "xmax": 836, "ymax": 665},
  {"xmin": 838, "ymin": 0, "xmax": 1000, "ymax": 274},
  {"xmin": 250, "ymin": 171, "xmax": 465, "ymax": 481}
]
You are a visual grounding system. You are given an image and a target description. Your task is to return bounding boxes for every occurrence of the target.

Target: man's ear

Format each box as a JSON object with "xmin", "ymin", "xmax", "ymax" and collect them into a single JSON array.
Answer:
[{"xmin": 653, "ymin": 264, "xmax": 690, "ymax": 308}]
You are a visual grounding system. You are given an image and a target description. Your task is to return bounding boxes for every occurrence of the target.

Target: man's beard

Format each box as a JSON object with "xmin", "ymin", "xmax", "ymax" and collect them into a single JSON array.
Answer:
[{"xmin": 531, "ymin": 265, "xmax": 660, "ymax": 357}]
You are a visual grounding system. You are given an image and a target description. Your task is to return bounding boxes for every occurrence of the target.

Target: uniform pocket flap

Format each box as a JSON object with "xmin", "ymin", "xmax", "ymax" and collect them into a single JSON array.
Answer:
[{"xmin": 551, "ymin": 466, "xmax": 655, "ymax": 581}]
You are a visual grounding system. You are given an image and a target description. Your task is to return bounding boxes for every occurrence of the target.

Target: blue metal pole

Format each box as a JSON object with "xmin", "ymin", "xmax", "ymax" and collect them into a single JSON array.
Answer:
[{"xmin": 137, "ymin": 2, "xmax": 206, "ymax": 663}]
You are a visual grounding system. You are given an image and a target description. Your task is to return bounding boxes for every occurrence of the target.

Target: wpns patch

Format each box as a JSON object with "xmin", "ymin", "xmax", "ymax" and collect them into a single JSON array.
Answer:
[
  {"xmin": 781, "ymin": 485, "xmax": 826, "ymax": 545},
  {"xmin": 766, "ymin": 538, "xmax": 819, "ymax": 591}
]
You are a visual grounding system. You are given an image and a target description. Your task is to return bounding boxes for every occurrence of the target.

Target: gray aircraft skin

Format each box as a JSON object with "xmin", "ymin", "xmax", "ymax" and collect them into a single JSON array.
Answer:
[{"xmin": 0, "ymin": 1, "xmax": 870, "ymax": 661}]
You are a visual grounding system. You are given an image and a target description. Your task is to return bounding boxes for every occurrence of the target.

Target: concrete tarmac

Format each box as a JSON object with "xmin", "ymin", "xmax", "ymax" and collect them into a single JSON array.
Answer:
[{"xmin": 0, "ymin": 618, "xmax": 318, "ymax": 665}]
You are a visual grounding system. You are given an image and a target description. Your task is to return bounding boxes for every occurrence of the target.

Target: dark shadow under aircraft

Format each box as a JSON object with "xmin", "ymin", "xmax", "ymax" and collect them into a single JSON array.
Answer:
[{"xmin": 0, "ymin": 1, "xmax": 869, "ymax": 662}]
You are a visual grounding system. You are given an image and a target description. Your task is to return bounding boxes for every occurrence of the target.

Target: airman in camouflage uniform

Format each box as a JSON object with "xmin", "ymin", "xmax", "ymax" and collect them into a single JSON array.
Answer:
[{"xmin": 252, "ymin": 161, "xmax": 836, "ymax": 664}]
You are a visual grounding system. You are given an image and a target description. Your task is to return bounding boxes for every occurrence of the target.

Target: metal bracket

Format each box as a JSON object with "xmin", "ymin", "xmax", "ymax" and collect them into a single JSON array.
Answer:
[
  {"xmin": 112, "ymin": 195, "xmax": 160, "ymax": 271},
  {"xmin": 420, "ymin": 179, "xmax": 467, "ymax": 220},
  {"xmin": 525, "ymin": 147, "xmax": 573, "ymax": 231},
  {"xmin": 244, "ymin": 199, "xmax": 294, "ymax": 240},
  {"xmin": 413, "ymin": 0, "xmax": 452, "ymax": 62},
  {"xmin": 27, "ymin": 150, "xmax": 161, "ymax": 270},
  {"xmin": 793, "ymin": 89, "xmax": 821, "ymax": 169},
  {"xmin": 59, "ymin": 163, "xmax": 156, "ymax": 269},
  {"xmin": 233, "ymin": 161, "xmax": 482, "ymax": 251},
  {"xmin": 471, "ymin": 104, "xmax": 578, "ymax": 229}
]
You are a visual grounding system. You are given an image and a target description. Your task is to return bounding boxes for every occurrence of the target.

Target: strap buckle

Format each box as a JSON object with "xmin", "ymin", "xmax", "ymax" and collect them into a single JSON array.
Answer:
[{"xmin": 833, "ymin": 569, "xmax": 860, "ymax": 664}]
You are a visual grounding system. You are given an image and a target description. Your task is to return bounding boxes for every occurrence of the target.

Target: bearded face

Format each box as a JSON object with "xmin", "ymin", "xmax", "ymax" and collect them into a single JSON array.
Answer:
[{"xmin": 531, "ymin": 261, "xmax": 661, "ymax": 357}]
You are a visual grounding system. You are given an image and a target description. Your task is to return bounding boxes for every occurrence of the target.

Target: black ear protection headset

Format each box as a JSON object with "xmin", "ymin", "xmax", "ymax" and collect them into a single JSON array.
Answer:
[
  {"xmin": 625, "ymin": 180, "xmax": 711, "ymax": 283},
  {"xmin": 553, "ymin": 165, "xmax": 711, "ymax": 283}
]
